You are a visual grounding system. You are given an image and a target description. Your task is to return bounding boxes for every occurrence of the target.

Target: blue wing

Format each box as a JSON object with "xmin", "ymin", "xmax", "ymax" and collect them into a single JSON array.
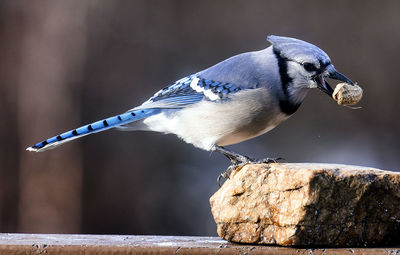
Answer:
[{"xmin": 134, "ymin": 75, "xmax": 245, "ymax": 110}]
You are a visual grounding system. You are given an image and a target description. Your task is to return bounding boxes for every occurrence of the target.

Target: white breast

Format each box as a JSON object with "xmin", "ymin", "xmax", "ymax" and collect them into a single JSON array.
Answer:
[{"xmin": 143, "ymin": 87, "xmax": 289, "ymax": 151}]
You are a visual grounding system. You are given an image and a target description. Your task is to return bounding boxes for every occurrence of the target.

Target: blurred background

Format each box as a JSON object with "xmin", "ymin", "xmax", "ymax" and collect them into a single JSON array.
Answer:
[{"xmin": 0, "ymin": 0, "xmax": 399, "ymax": 236}]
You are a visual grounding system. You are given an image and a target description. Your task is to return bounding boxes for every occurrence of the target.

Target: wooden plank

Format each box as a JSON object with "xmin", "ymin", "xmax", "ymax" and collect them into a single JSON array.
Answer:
[{"xmin": 0, "ymin": 234, "xmax": 399, "ymax": 254}]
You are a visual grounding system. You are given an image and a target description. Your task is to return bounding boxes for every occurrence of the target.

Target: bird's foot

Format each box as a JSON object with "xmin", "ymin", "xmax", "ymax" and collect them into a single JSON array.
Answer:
[
  {"xmin": 254, "ymin": 157, "xmax": 286, "ymax": 164},
  {"xmin": 216, "ymin": 158, "xmax": 285, "ymax": 187},
  {"xmin": 215, "ymin": 146, "xmax": 286, "ymax": 186},
  {"xmin": 215, "ymin": 146, "xmax": 255, "ymax": 165},
  {"xmin": 217, "ymin": 162, "xmax": 248, "ymax": 187}
]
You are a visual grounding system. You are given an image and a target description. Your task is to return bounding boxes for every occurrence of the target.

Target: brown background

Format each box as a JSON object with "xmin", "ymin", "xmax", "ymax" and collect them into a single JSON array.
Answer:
[{"xmin": 0, "ymin": 0, "xmax": 399, "ymax": 236}]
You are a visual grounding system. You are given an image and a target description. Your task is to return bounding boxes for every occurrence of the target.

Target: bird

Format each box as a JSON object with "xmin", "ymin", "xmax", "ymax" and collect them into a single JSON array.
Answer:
[{"xmin": 27, "ymin": 35, "xmax": 355, "ymax": 181}]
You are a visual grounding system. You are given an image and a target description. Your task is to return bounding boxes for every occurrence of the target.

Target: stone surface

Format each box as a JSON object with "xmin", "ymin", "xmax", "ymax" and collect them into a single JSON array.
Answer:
[{"xmin": 210, "ymin": 163, "xmax": 400, "ymax": 247}]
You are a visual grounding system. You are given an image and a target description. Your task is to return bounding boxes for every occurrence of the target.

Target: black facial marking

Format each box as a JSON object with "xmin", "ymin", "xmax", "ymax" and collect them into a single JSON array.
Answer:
[
  {"xmin": 103, "ymin": 120, "xmax": 109, "ymax": 127},
  {"xmin": 72, "ymin": 130, "xmax": 78, "ymax": 136},
  {"xmin": 273, "ymin": 49, "xmax": 292, "ymax": 97},
  {"xmin": 279, "ymin": 100, "xmax": 301, "ymax": 115},
  {"xmin": 131, "ymin": 112, "xmax": 136, "ymax": 116},
  {"xmin": 273, "ymin": 48, "xmax": 301, "ymax": 115},
  {"xmin": 56, "ymin": 135, "xmax": 63, "ymax": 141},
  {"xmin": 118, "ymin": 116, "xmax": 122, "ymax": 121},
  {"xmin": 42, "ymin": 140, "xmax": 48, "ymax": 146},
  {"xmin": 319, "ymin": 60, "xmax": 330, "ymax": 69},
  {"xmin": 303, "ymin": 62, "xmax": 317, "ymax": 72},
  {"xmin": 88, "ymin": 125, "xmax": 93, "ymax": 131}
]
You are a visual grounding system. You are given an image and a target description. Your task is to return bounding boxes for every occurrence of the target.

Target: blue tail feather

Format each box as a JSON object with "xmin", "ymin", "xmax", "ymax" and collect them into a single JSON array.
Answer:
[{"xmin": 26, "ymin": 108, "xmax": 159, "ymax": 152}]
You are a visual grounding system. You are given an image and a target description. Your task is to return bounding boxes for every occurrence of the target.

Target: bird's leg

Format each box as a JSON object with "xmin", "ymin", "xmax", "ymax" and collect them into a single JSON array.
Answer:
[
  {"xmin": 215, "ymin": 146, "xmax": 255, "ymax": 165},
  {"xmin": 215, "ymin": 146, "xmax": 286, "ymax": 186},
  {"xmin": 215, "ymin": 146, "xmax": 255, "ymax": 186}
]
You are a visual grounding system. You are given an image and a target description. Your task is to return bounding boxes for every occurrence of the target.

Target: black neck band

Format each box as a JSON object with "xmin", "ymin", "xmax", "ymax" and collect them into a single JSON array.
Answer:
[{"xmin": 272, "ymin": 48, "xmax": 301, "ymax": 115}]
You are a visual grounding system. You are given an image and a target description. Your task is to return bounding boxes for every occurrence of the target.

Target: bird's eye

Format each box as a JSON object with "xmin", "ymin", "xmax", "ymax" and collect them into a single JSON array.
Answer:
[{"xmin": 303, "ymin": 63, "xmax": 317, "ymax": 72}]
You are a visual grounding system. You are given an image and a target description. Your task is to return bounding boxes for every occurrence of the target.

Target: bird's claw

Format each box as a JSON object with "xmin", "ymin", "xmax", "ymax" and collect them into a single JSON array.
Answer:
[
  {"xmin": 215, "ymin": 145, "xmax": 287, "ymax": 186},
  {"xmin": 217, "ymin": 157, "xmax": 287, "ymax": 187},
  {"xmin": 217, "ymin": 169, "xmax": 230, "ymax": 187},
  {"xmin": 228, "ymin": 154, "xmax": 254, "ymax": 165},
  {"xmin": 256, "ymin": 157, "xmax": 286, "ymax": 164},
  {"xmin": 217, "ymin": 163, "xmax": 247, "ymax": 187}
]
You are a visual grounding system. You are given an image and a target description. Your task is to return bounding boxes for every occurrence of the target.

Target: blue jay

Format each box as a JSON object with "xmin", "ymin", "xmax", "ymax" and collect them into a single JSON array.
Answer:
[{"xmin": 27, "ymin": 35, "xmax": 354, "ymax": 173}]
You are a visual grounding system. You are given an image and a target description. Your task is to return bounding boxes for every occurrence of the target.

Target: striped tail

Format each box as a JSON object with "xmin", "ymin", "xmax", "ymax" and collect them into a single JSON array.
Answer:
[{"xmin": 26, "ymin": 108, "xmax": 159, "ymax": 152}]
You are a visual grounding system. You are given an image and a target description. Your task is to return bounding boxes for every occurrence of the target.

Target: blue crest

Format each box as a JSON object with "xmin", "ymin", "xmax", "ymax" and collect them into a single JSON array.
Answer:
[{"xmin": 267, "ymin": 35, "xmax": 331, "ymax": 65}]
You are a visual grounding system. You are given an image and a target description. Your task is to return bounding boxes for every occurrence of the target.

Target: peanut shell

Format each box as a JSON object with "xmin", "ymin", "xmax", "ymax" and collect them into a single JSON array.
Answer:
[{"xmin": 332, "ymin": 83, "xmax": 363, "ymax": 105}]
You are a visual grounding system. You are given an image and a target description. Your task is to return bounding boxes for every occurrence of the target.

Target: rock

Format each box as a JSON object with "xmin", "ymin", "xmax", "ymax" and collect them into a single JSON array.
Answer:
[{"xmin": 209, "ymin": 163, "xmax": 400, "ymax": 246}]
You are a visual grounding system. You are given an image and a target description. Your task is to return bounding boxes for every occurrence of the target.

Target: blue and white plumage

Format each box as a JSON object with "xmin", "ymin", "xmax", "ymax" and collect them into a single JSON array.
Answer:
[{"xmin": 27, "ymin": 35, "xmax": 355, "ymax": 164}]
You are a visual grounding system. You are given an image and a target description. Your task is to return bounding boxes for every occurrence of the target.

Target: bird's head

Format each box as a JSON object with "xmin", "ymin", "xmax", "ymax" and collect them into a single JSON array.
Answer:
[{"xmin": 267, "ymin": 35, "xmax": 354, "ymax": 102}]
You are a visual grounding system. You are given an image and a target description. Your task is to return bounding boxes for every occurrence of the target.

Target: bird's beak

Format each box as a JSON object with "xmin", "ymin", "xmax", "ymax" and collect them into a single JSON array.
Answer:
[
  {"xmin": 315, "ymin": 75, "xmax": 334, "ymax": 97},
  {"xmin": 327, "ymin": 66, "xmax": 354, "ymax": 85},
  {"xmin": 316, "ymin": 65, "xmax": 354, "ymax": 97}
]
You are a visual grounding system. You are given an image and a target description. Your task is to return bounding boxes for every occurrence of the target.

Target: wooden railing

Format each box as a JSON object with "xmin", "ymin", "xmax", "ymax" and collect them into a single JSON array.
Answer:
[{"xmin": 0, "ymin": 234, "xmax": 399, "ymax": 254}]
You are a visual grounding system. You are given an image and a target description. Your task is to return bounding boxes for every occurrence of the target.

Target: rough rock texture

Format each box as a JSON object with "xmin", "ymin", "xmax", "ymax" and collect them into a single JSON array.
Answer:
[{"xmin": 210, "ymin": 163, "xmax": 400, "ymax": 247}]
